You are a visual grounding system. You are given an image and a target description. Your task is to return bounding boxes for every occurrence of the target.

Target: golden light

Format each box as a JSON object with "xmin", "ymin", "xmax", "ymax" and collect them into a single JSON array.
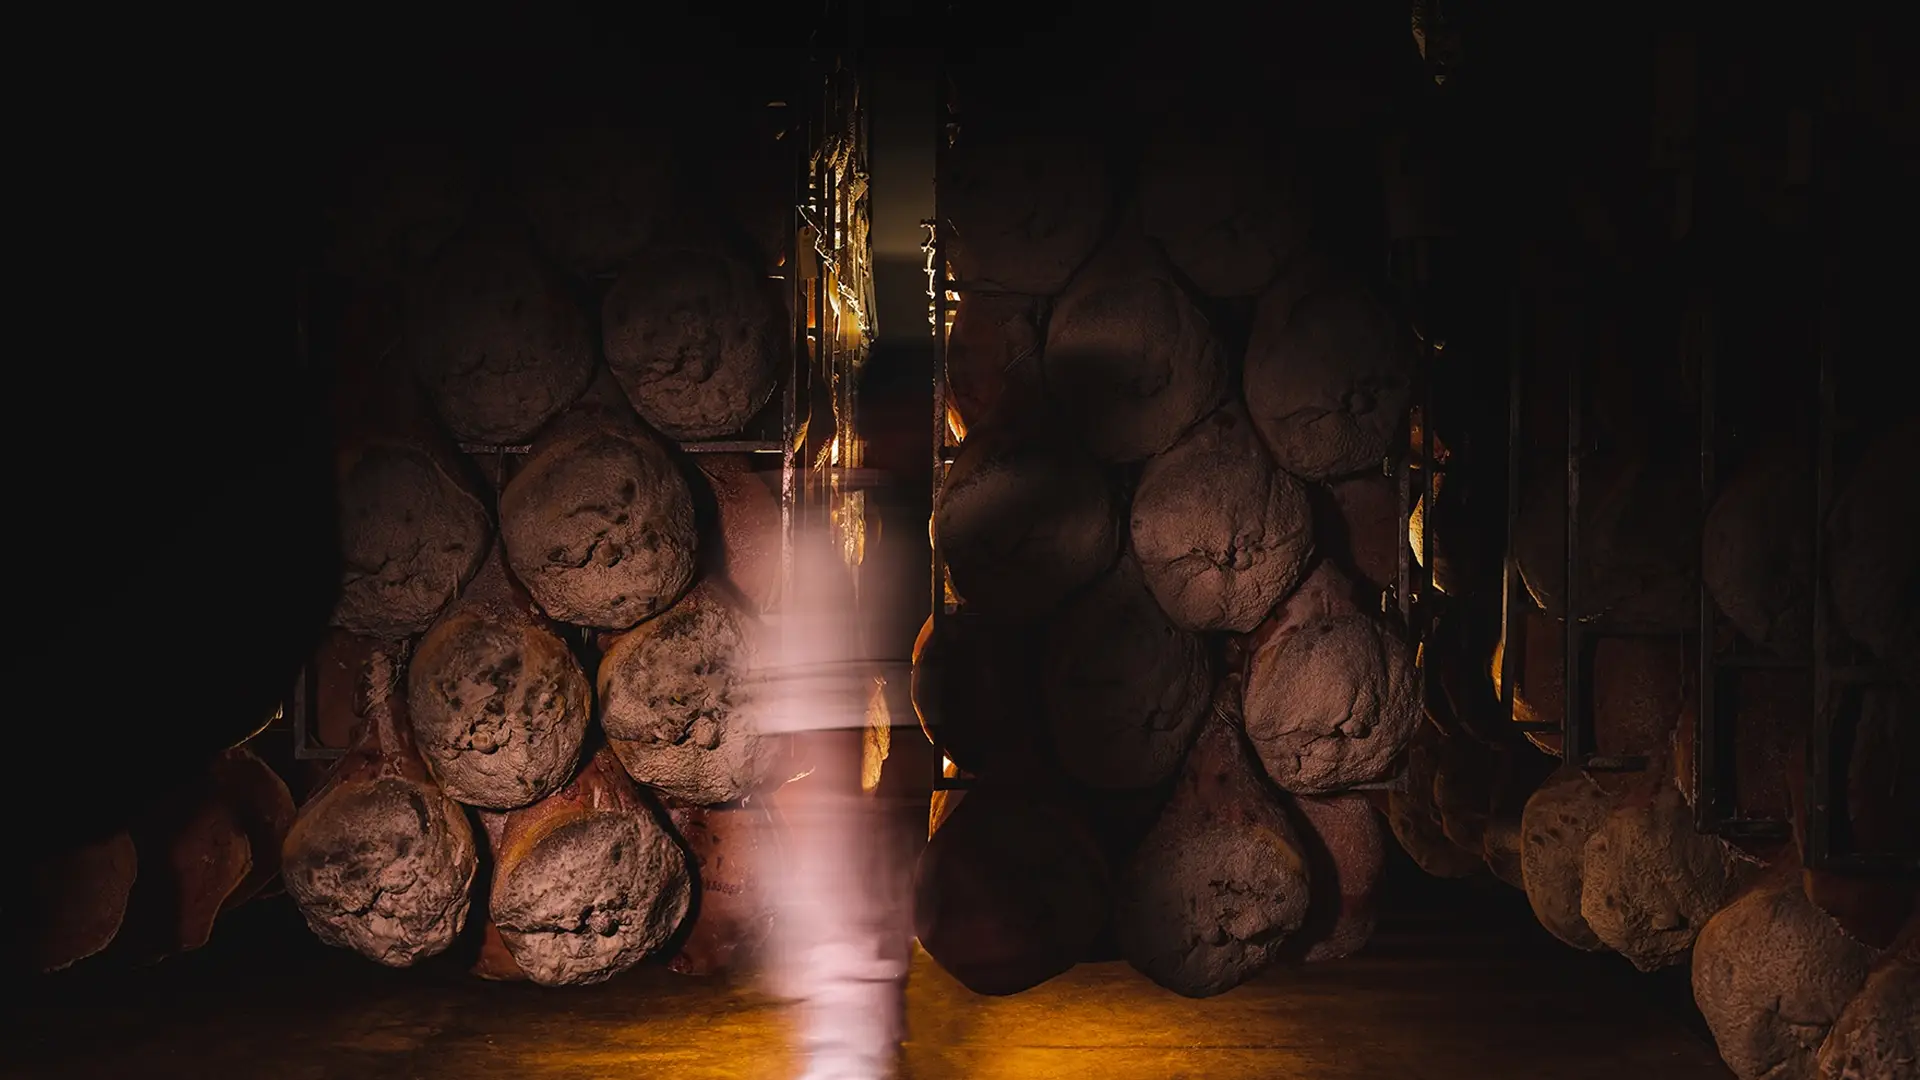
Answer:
[
  {"xmin": 861, "ymin": 676, "xmax": 891, "ymax": 793},
  {"xmin": 229, "ymin": 702, "xmax": 283, "ymax": 749}
]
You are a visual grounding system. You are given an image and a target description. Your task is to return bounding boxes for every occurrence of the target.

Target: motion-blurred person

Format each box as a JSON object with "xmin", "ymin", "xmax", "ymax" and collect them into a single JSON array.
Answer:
[{"xmin": 755, "ymin": 509, "xmax": 913, "ymax": 1080}]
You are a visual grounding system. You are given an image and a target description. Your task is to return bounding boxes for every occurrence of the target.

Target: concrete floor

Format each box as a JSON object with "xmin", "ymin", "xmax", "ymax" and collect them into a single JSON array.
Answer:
[{"xmin": 3, "ymin": 869, "xmax": 1733, "ymax": 1080}]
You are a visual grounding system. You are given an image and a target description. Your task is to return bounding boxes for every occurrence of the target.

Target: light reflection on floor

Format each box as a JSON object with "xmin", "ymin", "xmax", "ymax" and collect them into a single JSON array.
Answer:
[{"xmin": 9, "ymin": 914, "xmax": 1732, "ymax": 1080}]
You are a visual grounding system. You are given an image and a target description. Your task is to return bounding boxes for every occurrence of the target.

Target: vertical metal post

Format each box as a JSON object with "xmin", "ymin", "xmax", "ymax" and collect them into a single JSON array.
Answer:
[
  {"xmin": 1695, "ymin": 296, "xmax": 1722, "ymax": 829},
  {"xmin": 1691, "ymin": 283, "xmax": 1790, "ymax": 839},
  {"xmin": 1421, "ymin": 368, "xmax": 1436, "ymax": 607},
  {"xmin": 1503, "ymin": 286, "xmax": 1527, "ymax": 726},
  {"xmin": 1390, "ymin": 238, "xmax": 1418, "ymax": 632},
  {"xmin": 1401, "ymin": 238, "xmax": 1437, "ymax": 732},
  {"xmin": 811, "ymin": 121, "xmax": 831, "ymax": 536},
  {"xmin": 1803, "ymin": 65, "xmax": 1836, "ymax": 873},
  {"xmin": 1559, "ymin": 335, "xmax": 1651, "ymax": 773},
  {"xmin": 1806, "ymin": 350, "xmax": 1836, "ymax": 869},
  {"xmin": 1395, "ymin": 446, "xmax": 1413, "ymax": 625},
  {"xmin": 926, "ymin": 56, "xmax": 970, "ymax": 794},
  {"xmin": 1563, "ymin": 316, "xmax": 1590, "ymax": 764},
  {"xmin": 779, "ymin": 73, "xmax": 806, "ymax": 615},
  {"xmin": 1419, "ymin": 325, "xmax": 1436, "ymax": 728},
  {"xmin": 929, "ymin": 60, "xmax": 951, "ymax": 629},
  {"xmin": 1805, "ymin": 348, "xmax": 1919, "ymax": 875}
]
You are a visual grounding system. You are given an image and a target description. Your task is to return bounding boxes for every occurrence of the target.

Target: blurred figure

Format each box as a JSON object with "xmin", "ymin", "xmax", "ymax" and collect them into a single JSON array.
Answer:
[{"xmin": 755, "ymin": 512, "xmax": 912, "ymax": 1080}]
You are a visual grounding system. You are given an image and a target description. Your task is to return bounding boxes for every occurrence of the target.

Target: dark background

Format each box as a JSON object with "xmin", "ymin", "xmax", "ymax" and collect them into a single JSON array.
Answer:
[{"xmin": 8, "ymin": 1, "xmax": 1913, "ymax": 854}]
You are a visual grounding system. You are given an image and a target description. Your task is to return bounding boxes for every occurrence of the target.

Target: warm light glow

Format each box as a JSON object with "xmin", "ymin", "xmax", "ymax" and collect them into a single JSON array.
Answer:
[
  {"xmin": 1407, "ymin": 406, "xmax": 1451, "ymax": 462},
  {"xmin": 232, "ymin": 702, "xmax": 283, "ymax": 748},
  {"xmin": 1406, "ymin": 482, "xmax": 1450, "ymax": 595},
  {"xmin": 862, "ymin": 676, "xmax": 891, "ymax": 794},
  {"xmin": 1489, "ymin": 628, "xmax": 1507, "ymax": 700}
]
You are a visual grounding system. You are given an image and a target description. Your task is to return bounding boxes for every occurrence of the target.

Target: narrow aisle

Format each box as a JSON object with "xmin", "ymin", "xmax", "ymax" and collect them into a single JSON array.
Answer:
[{"xmin": 3, "ymin": 852, "xmax": 1731, "ymax": 1080}]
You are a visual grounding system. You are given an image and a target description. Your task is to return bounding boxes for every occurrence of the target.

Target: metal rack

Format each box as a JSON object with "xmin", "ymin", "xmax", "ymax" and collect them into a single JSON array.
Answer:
[
  {"xmin": 1498, "ymin": 289, "xmax": 1562, "ymax": 741},
  {"xmin": 1781, "ymin": 79, "xmax": 1911, "ymax": 877},
  {"xmin": 1397, "ymin": 16, "xmax": 1454, "ymax": 673},
  {"xmin": 1389, "ymin": 238, "xmax": 1440, "ymax": 749},
  {"xmin": 1559, "ymin": 327, "xmax": 1663, "ymax": 774},
  {"xmin": 1690, "ymin": 293, "xmax": 1794, "ymax": 841},
  {"xmin": 289, "ymin": 57, "xmax": 859, "ymax": 760},
  {"xmin": 1383, "ymin": 50, "xmax": 1476, "ymax": 779},
  {"xmin": 1804, "ymin": 358, "xmax": 1917, "ymax": 876},
  {"xmin": 925, "ymin": 59, "xmax": 969, "ymax": 795},
  {"xmin": 801, "ymin": 54, "xmax": 884, "ymax": 793},
  {"xmin": 800, "ymin": 56, "xmax": 874, "ymax": 572},
  {"xmin": 1683, "ymin": 79, "xmax": 1908, "ymax": 870}
]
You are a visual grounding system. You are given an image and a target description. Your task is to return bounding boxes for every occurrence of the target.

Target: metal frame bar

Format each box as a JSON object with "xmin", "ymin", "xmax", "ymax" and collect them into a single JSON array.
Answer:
[
  {"xmin": 1394, "ymin": 429, "xmax": 1414, "ymax": 625},
  {"xmin": 1805, "ymin": 352, "xmax": 1918, "ymax": 875},
  {"xmin": 1561, "ymin": 298, "xmax": 1656, "ymax": 773},
  {"xmin": 1562, "ymin": 314, "xmax": 1591, "ymax": 765},
  {"xmin": 1416, "ymin": 319, "xmax": 1437, "ymax": 747},
  {"xmin": 1692, "ymin": 288, "xmax": 1794, "ymax": 839},
  {"xmin": 805, "ymin": 89, "xmax": 832, "ymax": 538},
  {"xmin": 288, "ymin": 649, "xmax": 332, "ymax": 761},
  {"xmin": 780, "ymin": 78, "xmax": 806, "ymax": 601},
  {"xmin": 1501, "ymin": 288, "xmax": 1522, "ymax": 720},
  {"xmin": 801, "ymin": 125, "xmax": 824, "ymax": 538},
  {"xmin": 1384, "ymin": 232, "xmax": 1436, "ymax": 795},
  {"xmin": 803, "ymin": 51, "xmax": 872, "ymax": 579},
  {"xmin": 925, "ymin": 57, "xmax": 971, "ymax": 795},
  {"xmin": 1807, "ymin": 349, "xmax": 1838, "ymax": 861},
  {"xmin": 1390, "ymin": 235, "xmax": 1438, "ymax": 755},
  {"xmin": 928, "ymin": 93, "xmax": 950, "ymax": 627},
  {"xmin": 1501, "ymin": 286, "xmax": 1558, "ymax": 736}
]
